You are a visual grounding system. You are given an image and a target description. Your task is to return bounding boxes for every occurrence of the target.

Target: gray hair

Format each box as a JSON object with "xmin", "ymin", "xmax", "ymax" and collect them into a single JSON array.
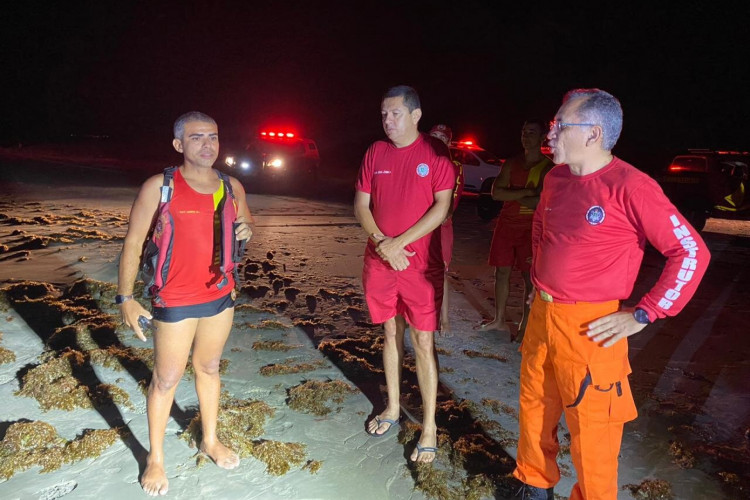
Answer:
[
  {"xmin": 382, "ymin": 85, "xmax": 421, "ymax": 112},
  {"xmin": 173, "ymin": 111, "xmax": 217, "ymax": 140},
  {"xmin": 563, "ymin": 89, "xmax": 623, "ymax": 150}
]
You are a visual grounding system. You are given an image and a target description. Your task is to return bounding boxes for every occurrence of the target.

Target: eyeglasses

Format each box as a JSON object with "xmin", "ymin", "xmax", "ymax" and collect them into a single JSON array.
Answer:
[{"xmin": 549, "ymin": 120, "xmax": 597, "ymax": 132}]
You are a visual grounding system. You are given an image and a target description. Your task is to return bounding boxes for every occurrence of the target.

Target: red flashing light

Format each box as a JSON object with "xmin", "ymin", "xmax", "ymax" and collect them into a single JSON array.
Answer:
[{"xmin": 260, "ymin": 131, "xmax": 296, "ymax": 139}]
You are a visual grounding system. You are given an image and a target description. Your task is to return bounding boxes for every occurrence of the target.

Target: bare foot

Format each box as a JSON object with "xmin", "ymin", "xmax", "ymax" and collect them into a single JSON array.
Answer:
[
  {"xmin": 410, "ymin": 430, "xmax": 437, "ymax": 463},
  {"xmin": 438, "ymin": 319, "xmax": 453, "ymax": 338},
  {"xmin": 200, "ymin": 440, "xmax": 240, "ymax": 470},
  {"xmin": 141, "ymin": 456, "xmax": 169, "ymax": 496},
  {"xmin": 474, "ymin": 318, "xmax": 509, "ymax": 332},
  {"xmin": 367, "ymin": 410, "xmax": 400, "ymax": 436}
]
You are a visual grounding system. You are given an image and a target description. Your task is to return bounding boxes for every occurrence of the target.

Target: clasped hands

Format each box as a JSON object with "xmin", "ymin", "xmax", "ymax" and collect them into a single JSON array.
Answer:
[{"xmin": 372, "ymin": 234, "xmax": 415, "ymax": 271}]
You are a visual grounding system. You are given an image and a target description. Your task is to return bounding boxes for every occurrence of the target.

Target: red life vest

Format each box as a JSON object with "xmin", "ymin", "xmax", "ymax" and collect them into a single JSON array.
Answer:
[{"xmin": 140, "ymin": 167, "xmax": 243, "ymax": 304}]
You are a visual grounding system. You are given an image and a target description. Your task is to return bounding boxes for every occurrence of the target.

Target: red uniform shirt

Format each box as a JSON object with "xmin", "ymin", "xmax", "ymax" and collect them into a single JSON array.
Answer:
[
  {"xmin": 356, "ymin": 133, "xmax": 455, "ymax": 270},
  {"xmin": 158, "ymin": 169, "xmax": 236, "ymax": 306},
  {"xmin": 532, "ymin": 157, "xmax": 710, "ymax": 321}
]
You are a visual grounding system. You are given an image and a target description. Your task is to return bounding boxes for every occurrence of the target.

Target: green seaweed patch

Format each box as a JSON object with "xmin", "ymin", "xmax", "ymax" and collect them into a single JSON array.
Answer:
[
  {"xmin": 462, "ymin": 350, "xmax": 507, "ymax": 362},
  {"xmin": 409, "ymin": 443, "xmax": 495, "ymax": 499},
  {"xmin": 623, "ymin": 478, "xmax": 674, "ymax": 499},
  {"xmin": 0, "ymin": 421, "xmax": 118, "ymax": 480},
  {"xmin": 287, "ymin": 379, "xmax": 359, "ymax": 416},
  {"xmin": 88, "ymin": 345, "xmax": 154, "ymax": 372},
  {"xmin": 251, "ymin": 440, "xmax": 306, "ymax": 476},
  {"xmin": 303, "ymin": 459, "xmax": 323, "ymax": 474},
  {"xmin": 477, "ymin": 419, "xmax": 517, "ymax": 448},
  {"xmin": 0, "ymin": 346, "xmax": 15, "ymax": 364},
  {"xmin": 668, "ymin": 440, "xmax": 695, "ymax": 469},
  {"xmin": 15, "ymin": 351, "xmax": 134, "ymax": 411},
  {"xmin": 252, "ymin": 340, "xmax": 300, "ymax": 351},
  {"xmin": 439, "ymin": 366, "xmax": 455, "ymax": 374},
  {"xmin": 481, "ymin": 398, "xmax": 519, "ymax": 420},
  {"xmin": 259, "ymin": 359, "xmax": 327, "ymax": 376},
  {"xmin": 181, "ymin": 394, "xmax": 276, "ymax": 459},
  {"xmin": 235, "ymin": 303, "xmax": 275, "ymax": 314},
  {"xmin": 247, "ymin": 320, "xmax": 291, "ymax": 330}
]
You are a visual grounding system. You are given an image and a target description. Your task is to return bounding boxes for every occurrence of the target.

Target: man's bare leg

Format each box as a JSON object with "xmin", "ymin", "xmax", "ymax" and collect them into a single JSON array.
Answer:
[
  {"xmin": 439, "ymin": 275, "xmax": 452, "ymax": 336},
  {"xmin": 514, "ymin": 271, "xmax": 533, "ymax": 343},
  {"xmin": 408, "ymin": 326, "xmax": 439, "ymax": 462},
  {"xmin": 367, "ymin": 315, "xmax": 405, "ymax": 435},
  {"xmin": 141, "ymin": 318, "xmax": 198, "ymax": 496},
  {"xmin": 476, "ymin": 266, "xmax": 511, "ymax": 332},
  {"xmin": 192, "ymin": 306, "xmax": 239, "ymax": 469}
]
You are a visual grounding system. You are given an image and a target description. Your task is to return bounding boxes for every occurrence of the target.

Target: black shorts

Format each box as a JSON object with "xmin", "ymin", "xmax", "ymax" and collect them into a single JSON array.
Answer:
[{"xmin": 152, "ymin": 292, "xmax": 235, "ymax": 323}]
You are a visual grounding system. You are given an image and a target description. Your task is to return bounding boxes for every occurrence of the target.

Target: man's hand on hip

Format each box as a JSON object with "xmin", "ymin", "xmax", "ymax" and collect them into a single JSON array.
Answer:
[{"xmin": 587, "ymin": 310, "xmax": 647, "ymax": 347}]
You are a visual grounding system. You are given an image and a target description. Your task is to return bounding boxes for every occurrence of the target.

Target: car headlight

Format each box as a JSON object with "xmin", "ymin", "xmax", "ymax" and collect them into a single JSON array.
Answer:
[
  {"xmin": 225, "ymin": 156, "xmax": 236, "ymax": 167},
  {"xmin": 240, "ymin": 161, "xmax": 250, "ymax": 169},
  {"xmin": 269, "ymin": 158, "xmax": 283, "ymax": 168}
]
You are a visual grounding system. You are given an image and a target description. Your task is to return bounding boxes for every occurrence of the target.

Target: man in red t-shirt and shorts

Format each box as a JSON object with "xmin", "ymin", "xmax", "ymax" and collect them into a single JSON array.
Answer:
[
  {"xmin": 477, "ymin": 120, "xmax": 552, "ymax": 341},
  {"xmin": 428, "ymin": 124, "xmax": 464, "ymax": 336},
  {"xmin": 355, "ymin": 86, "xmax": 455, "ymax": 463}
]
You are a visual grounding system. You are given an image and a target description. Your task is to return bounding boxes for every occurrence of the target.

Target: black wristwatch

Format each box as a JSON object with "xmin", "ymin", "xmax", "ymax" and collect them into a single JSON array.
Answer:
[
  {"xmin": 115, "ymin": 294, "xmax": 134, "ymax": 304},
  {"xmin": 633, "ymin": 308, "xmax": 650, "ymax": 325}
]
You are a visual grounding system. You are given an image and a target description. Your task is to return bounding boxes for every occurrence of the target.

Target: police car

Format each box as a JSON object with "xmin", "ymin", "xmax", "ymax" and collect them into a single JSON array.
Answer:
[
  {"xmin": 658, "ymin": 149, "xmax": 750, "ymax": 231},
  {"xmin": 223, "ymin": 130, "xmax": 320, "ymax": 184}
]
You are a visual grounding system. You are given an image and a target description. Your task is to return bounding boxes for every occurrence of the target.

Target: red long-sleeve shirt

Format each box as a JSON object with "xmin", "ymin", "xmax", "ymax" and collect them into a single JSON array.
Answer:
[{"xmin": 531, "ymin": 157, "xmax": 710, "ymax": 321}]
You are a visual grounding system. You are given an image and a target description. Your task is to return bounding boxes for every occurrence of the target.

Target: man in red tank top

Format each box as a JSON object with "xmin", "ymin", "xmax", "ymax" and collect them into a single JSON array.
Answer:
[
  {"xmin": 116, "ymin": 112, "xmax": 253, "ymax": 496},
  {"xmin": 477, "ymin": 120, "xmax": 552, "ymax": 341}
]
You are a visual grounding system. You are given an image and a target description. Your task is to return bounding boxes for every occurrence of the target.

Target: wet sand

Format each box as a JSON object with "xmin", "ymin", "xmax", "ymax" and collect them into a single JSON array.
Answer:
[{"xmin": 1, "ymin": 167, "xmax": 748, "ymax": 499}]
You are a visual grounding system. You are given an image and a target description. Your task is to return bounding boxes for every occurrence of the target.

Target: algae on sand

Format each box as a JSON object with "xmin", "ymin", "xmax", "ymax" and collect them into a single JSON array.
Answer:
[
  {"xmin": 181, "ymin": 394, "xmax": 276, "ymax": 458},
  {"xmin": 251, "ymin": 440, "xmax": 306, "ymax": 476},
  {"xmin": 0, "ymin": 421, "xmax": 118, "ymax": 480},
  {"xmin": 15, "ymin": 351, "xmax": 134, "ymax": 411},
  {"xmin": 259, "ymin": 359, "xmax": 327, "ymax": 376},
  {"xmin": 0, "ymin": 331, "xmax": 15, "ymax": 364},
  {"xmin": 287, "ymin": 379, "xmax": 359, "ymax": 416}
]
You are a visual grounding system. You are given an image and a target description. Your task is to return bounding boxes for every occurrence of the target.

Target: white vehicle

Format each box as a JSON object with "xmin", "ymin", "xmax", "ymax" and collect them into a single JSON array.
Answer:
[{"xmin": 449, "ymin": 140, "xmax": 504, "ymax": 193}]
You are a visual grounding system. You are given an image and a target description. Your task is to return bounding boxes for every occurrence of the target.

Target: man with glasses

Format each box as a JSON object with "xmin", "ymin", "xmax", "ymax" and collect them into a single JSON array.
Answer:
[
  {"xmin": 513, "ymin": 89, "xmax": 710, "ymax": 499},
  {"xmin": 477, "ymin": 120, "xmax": 552, "ymax": 342}
]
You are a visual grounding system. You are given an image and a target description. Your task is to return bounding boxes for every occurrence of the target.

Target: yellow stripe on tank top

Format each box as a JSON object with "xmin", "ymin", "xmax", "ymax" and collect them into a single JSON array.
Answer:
[{"xmin": 213, "ymin": 180, "xmax": 225, "ymax": 210}]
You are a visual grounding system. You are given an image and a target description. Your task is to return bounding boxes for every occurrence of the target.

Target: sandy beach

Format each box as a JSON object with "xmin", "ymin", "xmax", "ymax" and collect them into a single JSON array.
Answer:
[{"xmin": 1, "ymin": 161, "xmax": 748, "ymax": 499}]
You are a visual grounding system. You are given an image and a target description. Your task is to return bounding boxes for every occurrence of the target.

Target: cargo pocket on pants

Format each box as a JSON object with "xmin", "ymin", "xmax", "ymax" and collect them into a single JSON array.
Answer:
[{"xmin": 566, "ymin": 357, "xmax": 638, "ymax": 424}]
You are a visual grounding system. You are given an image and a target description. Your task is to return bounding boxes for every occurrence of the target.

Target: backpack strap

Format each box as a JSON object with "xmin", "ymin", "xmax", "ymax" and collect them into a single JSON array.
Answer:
[
  {"xmin": 160, "ymin": 166, "xmax": 177, "ymax": 203},
  {"xmin": 215, "ymin": 170, "xmax": 247, "ymax": 287}
]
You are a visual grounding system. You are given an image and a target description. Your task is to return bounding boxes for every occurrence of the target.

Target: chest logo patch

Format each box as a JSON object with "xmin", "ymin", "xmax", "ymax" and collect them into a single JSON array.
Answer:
[
  {"xmin": 416, "ymin": 163, "xmax": 429, "ymax": 177},
  {"xmin": 586, "ymin": 205, "xmax": 606, "ymax": 225}
]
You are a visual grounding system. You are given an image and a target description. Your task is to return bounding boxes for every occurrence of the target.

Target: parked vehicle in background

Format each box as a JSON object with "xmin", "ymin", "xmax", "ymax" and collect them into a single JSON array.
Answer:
[
  {"xmin": 449, "ymin": 140, "xmax": 504, "ymax": 193},
  {"xmin": 446, "ymin": 140, "xmax": 505, "ymax": 219},
  {"xmin": 222, "ymin": 130, "xmax": 320, "ymax": 186},
  {"xmin": 657, "ymin": 149, "xmax": 750, "ymax": 231}
]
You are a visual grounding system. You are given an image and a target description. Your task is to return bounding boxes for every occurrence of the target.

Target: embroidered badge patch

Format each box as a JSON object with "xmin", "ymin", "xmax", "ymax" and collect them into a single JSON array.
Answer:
[
  {"xmin": 416, "ymin": 163, "xmax": 429, "ymax": 177},
  {"xmin": 586, "ymin": 205, "xmax": 605, "ymax": 225}
]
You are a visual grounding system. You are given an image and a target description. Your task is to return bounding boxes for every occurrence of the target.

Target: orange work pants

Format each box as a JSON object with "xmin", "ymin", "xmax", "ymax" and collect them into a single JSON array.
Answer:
[{"xmin": 513, "ymin": 294, "xmax": 638, "ymax": 500}]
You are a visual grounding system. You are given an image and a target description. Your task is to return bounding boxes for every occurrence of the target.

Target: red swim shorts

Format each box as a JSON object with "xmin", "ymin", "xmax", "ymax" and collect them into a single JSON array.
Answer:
[
  {"xmin": 362, "ymin": 259, "xmax": 444, "ymax": 331},
  {"xmin": 488, "ymin": 220, "xmax": 532, "ymax": 271}
]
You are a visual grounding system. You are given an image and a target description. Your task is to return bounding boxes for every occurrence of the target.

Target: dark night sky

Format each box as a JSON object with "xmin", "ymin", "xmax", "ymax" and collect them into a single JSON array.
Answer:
[{"xmin": 3, "ymin": 1, "xmax": 749, "ymax": 170}]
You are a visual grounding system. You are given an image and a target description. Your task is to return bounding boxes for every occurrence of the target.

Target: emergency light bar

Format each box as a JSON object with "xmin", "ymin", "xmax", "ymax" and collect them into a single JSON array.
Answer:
[{"xmin": 261, "ymin": 131, "xmax": 295, "ymax": 138}]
